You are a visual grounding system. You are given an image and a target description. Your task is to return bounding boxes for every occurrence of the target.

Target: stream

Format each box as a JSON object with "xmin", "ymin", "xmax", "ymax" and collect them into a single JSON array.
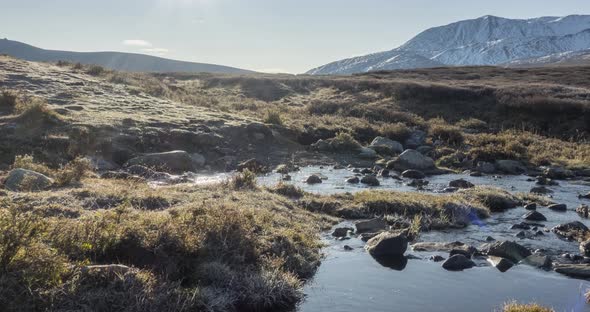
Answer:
[{"xmin": 256, "ymin": 166, "xmax": 590, "ymax": 312}]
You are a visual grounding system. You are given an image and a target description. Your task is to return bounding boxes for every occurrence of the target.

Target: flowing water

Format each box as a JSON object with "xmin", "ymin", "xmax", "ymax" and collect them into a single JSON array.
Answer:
[{"xmin": 257, "ymin": 167, "xmax": 590, "ymax": 312}]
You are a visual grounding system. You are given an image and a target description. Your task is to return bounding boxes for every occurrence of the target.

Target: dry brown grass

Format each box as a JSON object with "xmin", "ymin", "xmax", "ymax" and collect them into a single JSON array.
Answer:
[{"xmin": 501, "ymin": 302, "xmax": 554, "ymax": 312}]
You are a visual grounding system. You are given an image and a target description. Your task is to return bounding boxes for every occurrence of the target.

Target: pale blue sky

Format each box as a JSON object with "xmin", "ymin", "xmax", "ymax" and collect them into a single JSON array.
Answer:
[{"xmin": 1, "ymin": 0, "xmax": 589, "ymax": 73}]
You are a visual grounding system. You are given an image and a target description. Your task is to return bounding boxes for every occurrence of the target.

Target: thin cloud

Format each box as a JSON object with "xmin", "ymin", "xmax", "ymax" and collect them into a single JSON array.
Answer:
[
  {"xmin": 141, "ymin": 48, "xmax": 170, "ymax": 56},
  {"xmin": 123, "ymin": 39, "xmax": 152, "ymax": 47}
]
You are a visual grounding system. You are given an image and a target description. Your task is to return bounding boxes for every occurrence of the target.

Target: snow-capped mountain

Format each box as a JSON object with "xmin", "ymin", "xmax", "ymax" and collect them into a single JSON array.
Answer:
[
  {"xmin": 307, "ymin": 15, "xmax": 590, "ymax": 75},
  {"xmin": 504, "ymin": 49, "xmax": 590, "ymax": 67}
]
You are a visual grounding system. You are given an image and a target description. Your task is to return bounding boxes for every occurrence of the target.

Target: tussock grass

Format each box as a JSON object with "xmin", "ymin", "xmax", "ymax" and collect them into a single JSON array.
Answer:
[
  {"xmin": 0, "ymin": 177, "xmax": 328, "ymax": 311},
  {"xmin": 12, "ymin": 155, "xmax": 91, "ymax": 187},
  {"xmin": 501, "ymin": 302, "xmax": 554, "ymax": 312}
]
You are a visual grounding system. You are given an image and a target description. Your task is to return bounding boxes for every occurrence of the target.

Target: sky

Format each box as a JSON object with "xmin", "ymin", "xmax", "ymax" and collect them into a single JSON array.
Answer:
[{"xmin": 1, "ymin": 0, "xmax": 590, "ymax": 73}]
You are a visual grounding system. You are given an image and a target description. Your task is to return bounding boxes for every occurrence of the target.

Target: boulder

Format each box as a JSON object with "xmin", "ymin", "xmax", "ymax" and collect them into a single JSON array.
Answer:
[
  {"xmin": 580, "ymin": 240, "xmax": 590, "ymax": 257},
  {"xmin": 448, "ymin": 179, "xmax": 474, "ymax": 189},
  {"xmin": 4, "ymin": 169, "xmax": 53, "ymax": 192},
  {"xmin": 355, "ymin": 218, "xmax": 388, "ymax": 233},
  {"xmin": 358, "ymin": 147, "xmax": 378, "ymax": 159},
  {"xmin": 495, "ymin": 160, "xmax": 526, "ymax": 174},
  {"xmin": 365, "ymin": 232, "xmax": 408, "ymax": 257},
  {"xmin": 332, "ymin": 227, "xmax": 353, "ymax": 238},
  {"xmin": 520, "ymin": 254, "xmax": 552, "ymax": 269},
  {"xmin": 552, "ymin": 221, "xmax": 589, "ymax": 240},
  {"xmin": 475, "ymin": 161, "xmax": 495, "ymax": 174},
  {"xmin": 370, "ymin": 137, "xmax": 404, "ymax": 154},
  {"xmin": 401, "ymin": 169, "xmax": 425, "ymax": 179},
  {"xmin": 530, "ymin": 186, "xmax": 552, "ymax": 194},
  {"xmin": 416, "ymin": 145, "xmax": 433, "ymax": 155},
  {"xmin": 306, "ymin": 175, "xmax": 323, "ymax": 184},
  {"xmin": 411, "ymin": 241, "xmax": 472, "ymax": 253},
  {"xmin": 579, "ymin": 193, "xmax": 590, "ymax": 200},
  {"xmin": 481, "ymin": 240, "xmax": 531, "ymax": 263},
  {"xmin": 360, "ymin": 175, "xmax": 380, "ymax": 186},
  {"xmin": 488, "ymin": 256, "xmax": 514, "ymax": 272},
  {"xmin": 548, "ymin": 203, "xmax": 567, "ymax": 212},
  {"xmin": 523, "ymin": 211, "xmax": 547, "ymax": 222},
  {"xmin": 389, "ymin": 149, "xmax": 435, "ymax": 171},
  {"xmin": 430, "ymin": 255, "xmax": 445, "ymax": 262},
  {"xmin": 576, "ymin": 205, "xmax": 589, "ymax": 218},
  {"xmin": 125, "ymin": 151, "xmax": 195, "ymax": 173},
  {"xmin": 554, "ymin": 264, "xmax": 590, "ymax": 278},
  {"xmin": 524, "ymin": 203, "xmax": 537, "ymax": 210},
  {"xmin": 544, "ymin": 166, "xmax": 574, "ymax": 180},
  {"xmin": 442, "ymin": 254, "xmax": 475, "ymax": 271},
  {"xmin": 378, "ymin": 169, "xmax": 390, "ymax": 177},
  {"xmin": 346, "ymin": 176, "xmax": 360, "ymax": 184}
]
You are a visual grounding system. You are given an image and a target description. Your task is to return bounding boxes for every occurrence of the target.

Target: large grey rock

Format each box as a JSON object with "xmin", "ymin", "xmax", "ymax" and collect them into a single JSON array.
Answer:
[
  {"xmin": 360, "ymin": 175, "xmax": 380, "ymax": 186},
  {"xmin": 370, "ymin": 137, "xmax": 404, "ymax": 154},
  {"xmin": 4, "ymin": 168, "xmax": 53, "ymax": 192},
  {"xmin": 481, "ymin": 240, "xmax": 531, "ymax": 263},
  {"xmin": 355, "ymin": 218, "xmax": 388, "ymax": 233},
  {"xmin": 306, "ymin": 175, "xmax": 323, "ymax": 184},
  {"xmin": 581, "ymin": 240, "xmax": 590, "ymax": 257},
  {"xmin": 523, "ymin": 211, "xmax": 547, "ymax": 222},
  {"xmin": 554, "ymin": 264, "xmax": 590, "ymax": 278},
  {"xmin": 365, "ymin": 232, "xmax": 408, "ymax": 257},
  {"xmin": 442, "ymin": 254, "xmax": 475, "ymax": 271},
  {"xmin": 449, "ymin": 179, "xmax": 474, "ymax": 189},
  {"xmin": 544, "ymin": 166, "xmax": 574, "ymax": 180},
  {"xmin": 552, "ymin": 221, "xmax": 589, "ymax": 240},
  {"xmin": 548, "ymin": 203, "xmax": 567, "ymax": 211},
  {"xmin": 401, "ymin": 169, "xmax": 425, "ymax": 179},
  {"xmin": 495, "ymin": 160, "xmax": 526, "ymax": 174},
  {"xmin": 487, "ymin": 256, "xmax": 514, "ymax": 272},
  {"xmin": 125, "ymin": 150, "xmax": 195, "ymax": 173},
  {"xmin": 390, "ymin": 149, "xmax": 435, "ymax": 171},
  {"xmin": 475, "ymin": 161, "xmax": 495, "ymax": 174},
  {"xmin": 520, "ymin": 254, "xmax": 552, "ymax": 269}
]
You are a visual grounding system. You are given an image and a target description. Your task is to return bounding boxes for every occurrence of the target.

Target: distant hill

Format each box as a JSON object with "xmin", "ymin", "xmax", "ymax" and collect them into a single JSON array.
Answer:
[
  {"xmin": 504, "ymin": 49, "xmax": 590, "ymax": 67},
  {"xmin": 0, "ymin": 39, "xmax": 254, "ymax": 74}
]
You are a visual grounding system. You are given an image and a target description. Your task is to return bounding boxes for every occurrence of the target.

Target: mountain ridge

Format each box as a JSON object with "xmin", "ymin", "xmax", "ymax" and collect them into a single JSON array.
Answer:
[
  {"xmin": 307, "ymin": 14, "xmax": 590, "ymax": 75},
  {"xmin": 0, "ymin": 39, "xmax": 254, "ymax": 74}
]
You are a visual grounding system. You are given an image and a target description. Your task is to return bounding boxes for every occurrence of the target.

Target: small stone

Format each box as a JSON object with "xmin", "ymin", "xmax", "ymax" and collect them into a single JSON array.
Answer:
[
  {"xmin": 523, "ymin": 211, "xmax": 547, "ymax": 222},
  {"xmin": 343, "ymin": 245, "xmax": 353, "ymax": 251},
  {"xmin": 430, "ymin": 255, "xmax": 445, "ymax": 262},
  {"xmin": 524, "ymin": 203, "xmax": 537, "ymax": 210},
  {"xmin": 548, "ymin": 204, "xmax": 567, "ymax": 211},
  {"xmin": 346, "ymin": 176, "xmax": 360, "ymax": 184},
  {"xmin": 515, "ymin": 231, "xmax": 526, "ymax": 238},
  {"xmin": 486, "ymin": 236, "xmax": 495, "ymax": 242},
  {"xmin": 360, "ymin": 175, "xmax": 380, "ymax": 186},
  {"xmin": 306, "ymin": 175, "xmax": 322, "ymax": 184},
  {"xmin": 401, "ymin": 169, "xmax": 425, "ymax": 179},
  {"xmin": 332, "ymin": 227, "xmax": 353, "ymax": 238},
  {"xmin": 442, "ymin": 254, "xmax": 476, "ymax": 271},
  {"xmin": 448, "ymin": 179, "xmax": 475, "ymax": 189},
  {"xmin": 488, "ymin": 256, "xmax": 514, "ymax": 272}
]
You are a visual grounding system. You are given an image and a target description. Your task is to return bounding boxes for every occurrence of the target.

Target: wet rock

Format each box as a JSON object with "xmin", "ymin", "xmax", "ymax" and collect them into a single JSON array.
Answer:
[
  {"xmin": 580, "ymin": 240, "xmax": 590, "ymax": 257},
  {"xmin": 554, "ymin": 264, "xmax": 590, "ymax": 278},
  {"xmin": 358, "ymin": 147, "xmax": 378, "ymax": 159},
  {"xmin": 412, "ymin": 241, "xmax": 472, "ymax": 253},
  {"xmin": 475, "ymin": 161, "xmax": 495, "ymax": 174},
  {"xmin": 511, "ymin": 223, "xmax": 531, "ymax": 230},
  {"xmin": 536, "ymin": 176, "xmax": 558, "ymax": 186},
  {"xmin": 552, "ymin": 221, "xmax": 589, "ymax": 240},
  {"xmin": 355, "ymin": 218, "xmax": 388, "ymax": 233},
  {"xmin": 548, "ymin": 203, "xmax": 567, "ymax": 212},
  {"xmin": 407, "ymin": 179, "xmax": 428, "ymax": 188},
  {"xmin": 360, "ymin": 175, "xmax": 380, "ymax": 186},
  {"xmin": 523, "ymin": 211, "xmax": 547, "ymax": 222},
  {"xmin": 469, "ymin": 171, "xmax": 483, "ymax": 177},
  {"xmin": 486, "ymin": 236, "xmax": 495, "ymax": 242},
  {"xmin": 535, "ymin": 230, "xmax": 545, "ymax": 236},
  {"xmin": 389, "ymin": 149, "xmax": 435, "ymax": 171},
  {"xmin": 378, "ymin": 169, "xmax": 390, "ymax": 177},
  {"xmin": 4, "ymin": 168, "xmax": 53, "ymax": 192},
  {"xmin": 579, "ymin": 193, "xmax": 590, "ymax": 200},
  {"xmin": 524, "ymin": 203, "xmax": 537, "ymax": 210},
  {"xmin": 450, "ymin": 248, "xmax": 475, "ymax": 258},
  {"xmin": 530, "ymin": 186, "xmax": 552, "ymax": 194},
  {"xmin": 306, "ymin": 175, "xmax": 323, "ymax": 184},
  {"xmin": 577, "ymin": 205, "xmax": 589, "ymax": 218},
  {"xmin": 275, "ymin": 163, "xmax": 299, "ymax": 174},
  {"xmin": 365, "ymin": 232, "xmax": 408, "ymax": 257},
  {"xmin": 343, "ymin": 245, "xmax": 354, "ymax": 251},
  {"xmin": 282, "ymin": 175, "xmax": 292, "ymax": 181},
  {"xmin": 515, "ymin": 231, "xmax": 526, "ymax": 238},
  {"xmin": 481, "ymin": 240, "xmax": 532, "ymax": 263},
  {"xmin": 488, "ymin": 256, "xmax": 514, "ymax": 272},
  {"xmin": 495, "ymin": 160, "xmax": 526, "ymax": 174},
  {"xmin": 442, "ymin": 254, "xmax": 476, "ymax": 271},
  {"xmin": 370, "ymin": 136, "xmax": 404, "ymax": 155},
  {"xmin": 443, "ymin": 187, "xmax": 458, "ymax": 193},
  {"xmin": 448, "ymin": 179, "xmax": 474, "ymax": 189},
  {"xmin": 346, "ymin": 176, "xmax": 360, "ymax": 184},
  {"xmin": 332, "ymin": 227, "xmax": 353, "ymax": 238},
  {"xmin": 401, "ymin": 169, "xmax": 425, "ymax": 179},
  {"xmin": 520, "ymin": 254, "xmax": 552, "ymax": 269},
  {"xmin": 237, "ymin": 158, "xmax": 267, "ymax": 174},
  {"xmin": 544, "ymin": 166, "xmax": 574, "ymax": 180},
  {"xmin": 125, "ymin": 150, "xmax": 196, "ymax": 173},
  {"xmin": 359, "ymin": 232, "xmax": 380, "ymax": 242},
  {"xmin": 360, "ymin": 168, "xmax": 374, "ymax": 175},
  {"xmin": 430, "ymin": 255, "xmax": 445, "ymax": 262}
]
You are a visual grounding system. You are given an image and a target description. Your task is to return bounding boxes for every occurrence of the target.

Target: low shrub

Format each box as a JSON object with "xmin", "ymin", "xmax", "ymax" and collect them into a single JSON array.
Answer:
[
  {"xmin": 429, "ymin": 123, "xmax": 464, "ymax": 146},
  {"xmin": 330, "ymin": 132, "xmax": 361, "ymax": 151},
  {"xmin": 379, "ymin": 122, "xmax": 411, "ymax": 142},
  {"xmin": 0, "ymin": 90, "xmax": 17, "ymax": 112},
  {"xmin": 86, "ymin": 65, "xmax": 106, "ymax": 76},
  {"xmin": 263, "ymin": 109, "xmax": 283, "ymax": 125},
  {"xmin": 227, "ymin": 169, "xmax": 258, "ymax": 190}
]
